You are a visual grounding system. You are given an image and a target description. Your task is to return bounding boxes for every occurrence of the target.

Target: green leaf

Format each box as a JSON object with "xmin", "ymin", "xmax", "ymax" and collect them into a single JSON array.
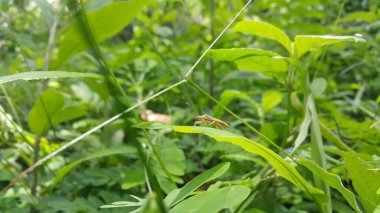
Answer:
[
  {"xmin": 28, "ymin": 89, "xmax": 86, "ymax": 136},
  {"xmin": 233, "ymin": 20, "xmax": 292, "ymax": 54},
  {"xmin": 339, "ymin": 12, "xmax": 378, "ymax": 23},
  {"xmin": 310, "ymin": 78, "xmax": 327, "ymax": 96},
  {"xmin": 170, "ymin": 185, "xmax": 251, "ymax": 213},
  {"xmin": 344, "ymin": 153, "xmax": 380, "ymax": 213},
  {"xmin": 172, "ymin": 126, "xmax": 328, "ymax": 207},
  {"xmin": 165, "ymin": 162, "xmax": 230, "ymax": 207},
  {"xmin": 0, "ymin": 71, "xmax": 101, "ymax": 85},
  {"xmin": 54, "ymin": 0, "xmax": 150, "ymax": 68},
  {"xmin": 52, "ymin": 147, "xmax": 136, "ymax": 188},
  {"xmin": 121, "ymin": 168, "xmax": 145, "ymax": 190},
  {"xmin": 235, "ymin": 56, "xmax": 288, "ymax": 74},
  {"xmin": 298, "ymin": 158, "xmax": 362, "ymax": 213},
  {"xmin": 319, "ymin": 121, "xmax": 352, "ymax": 152},
  {"xmin": 294, "ymin": 35, "xmax": 365, "ymax": 58},
  {"xmin": 209, "ymin": 48, "xmax": 288, "ymax": 75},
  {"xmin": 261, "ymin": 91, "xmax": 283, "ymax": 112},
  {"xmin": 159, "ymin": 142, "xmax": 185, "ymax": 176},
  {"xmin": 293, "ymin": 97, "xmax": 312, "ymax": 152},
  {"xmin": 208, "ymin": 48, "xmax": 279, "ymax": 61}
]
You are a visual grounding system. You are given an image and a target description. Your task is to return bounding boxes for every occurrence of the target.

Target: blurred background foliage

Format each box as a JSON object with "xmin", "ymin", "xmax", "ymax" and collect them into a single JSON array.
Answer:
[{"xmin": 0, "ymin": 0, "xmax": 379, "ymax": 212}]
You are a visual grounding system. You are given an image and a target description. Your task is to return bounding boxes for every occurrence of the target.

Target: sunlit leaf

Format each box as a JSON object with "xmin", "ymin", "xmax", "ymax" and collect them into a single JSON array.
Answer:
[
  {"xmin": 233, "ymin": 20, "xmax": 292, "ymax": 54},
  {"xmin": 165, "ymin": 162, "xmax": 230, "ymax": 207},
  {"xmin": 170, "ymin": 185, "xmax": 250, "ymax": 213},
  {"xmin": 0, "ymin": 71, "xmax": 101, "ymax": 85},
  {"xmin": 235, "ymin": 56, "xmax": 288, "ymax": 74},
  {"xmin": 172, "ymin": 126, "xmax": 328, "ymax": 207},
  {"xmin": 209, "ymin": 48, "xmax": 288, "ymax": 74},
  {"xmin": 298, "ymin": 158, "xmax": 362, "ymax": 213},
  {"xmin": 294, "ymin": 35, "xmax": 365, "ymax": 58},
  {"xmin": 261, "ymin": 91, "xmax": 283, "ymax": 112},
  {"xmin": 344, "ymin": 153, "xmax": 380, "ymax": 213}
]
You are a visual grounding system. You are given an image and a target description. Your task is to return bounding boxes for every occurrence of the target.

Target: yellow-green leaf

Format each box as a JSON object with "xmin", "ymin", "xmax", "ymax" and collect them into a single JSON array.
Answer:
[
  {"xmin": 170, "ymin": 185, "xmax": 250, "ymax": 213},
  {"xmin": 294, "ymin": 35, "xmax": 365, "ymax": 58},
  {"xmin": 261, "ymin": 91, "xmax": 283, "ymax": 112},
  {"xmin": 172, "ymin": 126, "xmax": 327, "ymax": 207},
  {"xmin": 165, "ymin": 162, "xmax": 230, "ymax": 207},
  {"xmin": 344, "ymin": 153, "xmax": 380, "ymax": 213},
  {"xmin": 233, "ymin": 20, "xmax": 292, "ymax": 54}
]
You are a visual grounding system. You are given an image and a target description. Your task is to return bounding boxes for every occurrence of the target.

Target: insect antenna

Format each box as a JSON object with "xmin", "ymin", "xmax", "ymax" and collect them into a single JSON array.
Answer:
[{"xmin": 182, "ymin": 97, "xmax": 199, "ymax": 118}]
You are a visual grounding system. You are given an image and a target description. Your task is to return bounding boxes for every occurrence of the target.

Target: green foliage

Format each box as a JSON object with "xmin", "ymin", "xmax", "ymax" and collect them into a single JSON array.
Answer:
[
  {"xmin": 298, "ymin": 158, "xmax": 362, "ymax": 213},
  {"xmin": 170, "ymin": 185, "xmax": 251, "ymax": 213},
  {"xmin": 233, "ymin": 20, "xmax": 292, "ymax": 53},
  {"xmin": 344, "ymin": 153, "xmax": 380, "ymax": 213},
  {"xmin": 165, "ymin": 162, "xmax": 230, "ymax": 207},
  {"xmin": 0, "ymin": 0, "xmax": 379, "ymax": 212},
  {"xmin": 172, "ymin": 126, "xmax": 327, "ymax": 206},
  {"xmin": 29, "ymin": 88, "xmax": 86, "ymax": 136},
  {"xmin": 54, "ymin": 0, "xmax": 151, "ymax": 68}
]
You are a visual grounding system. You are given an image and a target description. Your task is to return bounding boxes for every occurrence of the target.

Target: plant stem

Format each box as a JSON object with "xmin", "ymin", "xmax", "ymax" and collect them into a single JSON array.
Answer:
[
  {"xmin": 209, "ymin": 0, "xmax": 215, "ymax": 107},
  {"xmin": 30, "ymin": 137, "xmax": 40, "ymax": 213}
]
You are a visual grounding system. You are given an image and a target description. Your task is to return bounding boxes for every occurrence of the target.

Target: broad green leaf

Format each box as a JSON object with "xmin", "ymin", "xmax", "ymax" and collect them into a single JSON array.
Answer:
[
  {"xmin": 54, "ymin": 0, "xmax": 150, "ymax": 68},
  {"xmin": 52, "ymin": 147, "xmax": 136, "ymax": 188},
  {"xmin": 209, "ymin": 48, "xmax": 288, "ymax": 74},
  {"xmin": 235, "ymin": 56, "xmax": 288, "ymax": 73},
  {"xmin": 339, "ymin": 12, "xmax": 378, "ymax": 23},
  {"xmin": 344, "ymin": 153, "xmax": 380, "ymax": 213},
  {"xmin": 0, "ymin": 71, "xmax": 101, "ymax": 85},
  {"xmin": 208, "ymin": 48, "xmax": 279, "ymax": 61},
  {"xmin": 261, "ymin": 91, "xmax": 283, "ymax": 112},
  {"xmin": 375, "ymin": 205, "xmax": 380, "ymax": 213},
  {"xmin": 294, "ymin": 35, "xmax": 365, "ymax": 58},
  {"xmin": 172, "ymin": 126, "xmax": 328, "ymax": 207},
  {"xmin": 165, "ymin": 162, "xmax": 230, "ymax": 207},
  {"xmin": 233, "ymin": 20, "xmax": 292, "ymax": 54},
  {"xmin": 310, "ymin": 78, "xmax": 327, "ymax": 96},
  {"xmin": 298, "ymin": 158, "xmax": 362, "ymax": 213},
  {"xmin": 159, "ymin": 142, "xmax": 185, "ymax": 176},
  {"xmin": 29, "ymin": 89, "xmax": 86, "ymax": 136},
  {"xmin": 170, "ymin": 185, "xmax": 251, "ymax": 213}
]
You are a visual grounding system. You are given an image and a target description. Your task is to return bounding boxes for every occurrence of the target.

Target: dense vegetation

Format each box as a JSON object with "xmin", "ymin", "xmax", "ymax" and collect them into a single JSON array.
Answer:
[{"xmin": 0, "ymin": 0, "xmax": 379, "ymax": 212}]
